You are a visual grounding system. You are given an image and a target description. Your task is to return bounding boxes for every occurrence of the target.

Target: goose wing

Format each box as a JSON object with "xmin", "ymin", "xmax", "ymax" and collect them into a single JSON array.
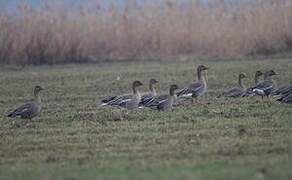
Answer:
[
  {"xmin": 145, "ymin": 94, "xmax": 168, "ymax": 107},
  {"xmin": 251, "ymin": 80, "xmax": 273, "ymax": 91},
  {"xmin": 282, "ymin": 94, "xmax": 292, "ymax": 103},
  {"xmin": 107, "ymin": 94, "xmax": 135, "ymax": 106},
  {"xmin": 272, "ymin": 85, "xmax": 292, "ymax": 97},
  {"xmin": 101, "ymin": 95, "xmax": 117, "ymax": 104},
  {"xmin": 224, "ymin": 87, "xmax": 245, "ymax": 98},
  {"xmin": 8, "ymin": 102, "xmax": 38, "ymax": 118},
  {"xmin": 139, "ymin": 93, "xmax": 155, "ymax": 106},
  {"xmin": 147, "ymin": 94, "xmax": 169, "ymax": 109},
  {"xmin": 177, "ymin": 82, "xmax": 203, "ymax": 98}
]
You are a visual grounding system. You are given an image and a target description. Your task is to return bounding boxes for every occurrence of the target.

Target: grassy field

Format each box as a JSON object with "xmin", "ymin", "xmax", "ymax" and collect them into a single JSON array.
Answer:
[{"xmin": 0, "ymin": 58, "xmax": 292, "ymax": 180}]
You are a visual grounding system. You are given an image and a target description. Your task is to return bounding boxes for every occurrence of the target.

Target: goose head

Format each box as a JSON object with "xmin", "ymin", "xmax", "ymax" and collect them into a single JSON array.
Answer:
[
  {"xmin": 169, "ymin": 84, "xmax": 179, "ymax": 95},
  {"xmin": 255, "ymin": 70, "xmax": 263, "ymax": 78},
  {"xmin": 132, "ymin": 80, "xmax": 143, "ymax": 88},
  {"xmin": 197, "ymin": 65, "xmax": 209, "ymax": 72},
  {"xmin": 149, "ymin": 78, "xmax": 158, "ymax": 85},
  {"xmin": 239, "ymin": 72, "xmax": 247, "ymax": 79}
]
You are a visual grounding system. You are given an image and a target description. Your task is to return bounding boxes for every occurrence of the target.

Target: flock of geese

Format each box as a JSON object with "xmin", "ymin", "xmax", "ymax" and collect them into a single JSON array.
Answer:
[{"xmin": 6, "ymin": 65, "xmax": 292, "ymax": 121}]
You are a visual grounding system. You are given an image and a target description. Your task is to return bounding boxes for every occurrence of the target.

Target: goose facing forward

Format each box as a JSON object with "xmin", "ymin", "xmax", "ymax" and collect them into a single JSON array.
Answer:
[
  {"xmin": 8, "ymin": 86, "xmax": 44, "ymax": 120},
  {"xmin": 250, "ymin": 70, "xmax": 277, "ymax": 99},
  {"xmin": 177, "ymin": 65, "xmax": 209, "ymax": 103},
  {"xmin": 101, "ymin": 80, "xmax": 143, "ymax": 109},
  {"xmin": 148, "ymin": 84, "xmax": 179, "ymax": 111},
  {"xmin": 218, "ymin": 73, "xmax": 247, "ymax": 98},
  {"xmin": 139, "ymin": 78, "xmax": 158, "ymax": 107}
]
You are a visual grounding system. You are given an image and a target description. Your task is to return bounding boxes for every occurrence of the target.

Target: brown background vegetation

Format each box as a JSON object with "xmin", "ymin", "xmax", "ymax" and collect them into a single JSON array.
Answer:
[{"xmin": 0, "ymin": 0, "xmax": 291, "ymax": 65}]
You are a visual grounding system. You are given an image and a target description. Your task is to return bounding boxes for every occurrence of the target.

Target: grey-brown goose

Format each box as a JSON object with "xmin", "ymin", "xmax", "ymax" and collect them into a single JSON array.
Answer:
[
  {"xmin": 7, "ymin": 86, "xmax": 44, "ymax": 120},
  {"xmin": 177, "ymin": 65, "xmax": 209, "ymax": 103},
  {"xmin": 148, "ymin": 84, "xmax": 179, "ymax": 111},
  {"xmin": 101, "ymin": 80, "xmax": 143, "ymax": 109},
  {"xmin": 250, "ymin": 70, "xmax": 277, "ymax": 100},
  {"xmin": 218, "ymin": 73, "xmax": 247, "ymax": 98},
  {"xmin": 139, "ymin": 78, "xmax": 158, "ymax": 107},
  {"xmin": 244, "ymin": 70, "xmax": 263, "ymax": 97}
]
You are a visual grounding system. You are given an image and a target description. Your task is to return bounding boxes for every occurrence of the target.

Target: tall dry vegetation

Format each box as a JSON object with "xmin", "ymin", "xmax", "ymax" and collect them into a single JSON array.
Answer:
[{"xmin": 0, "ymin": 0, "xmax": 292, "ymax": 65}]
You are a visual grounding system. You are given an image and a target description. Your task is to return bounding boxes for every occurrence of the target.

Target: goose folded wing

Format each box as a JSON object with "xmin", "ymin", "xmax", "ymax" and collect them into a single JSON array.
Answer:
[
  {"xmin": 225, "ymin": 88, "xmax": 245, "ymax": 97},
  {"xmin": 252, "ymin": 81, "xmax": 273, "ymax": 91},
  {"xmin": 147, "ymin": 94, "xmax": 168, "ymax": 107},
  {"xmin": 140, "ymin": 93, "xmax": 155, "ymax": 105},
  {"xmin": 282, "ymin": 94, "xmax": 292, "ymax": 103},
  {"xmin": 101, "ymin": 95, "xmax": 117, "ymax": 103},
  {"xmin": 107, "ymin": 94, "xmax": 134, "ymax": 106},
  {"xmin": 177, "ymin": 82, "xmax": 203, "ymax": 98},
  {"xmin": 9, "ymin": 102, "xmax": 34, "ymax": 117}
]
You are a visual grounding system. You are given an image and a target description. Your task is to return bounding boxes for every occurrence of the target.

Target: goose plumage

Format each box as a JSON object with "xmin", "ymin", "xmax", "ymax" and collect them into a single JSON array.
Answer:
[
  {"xmin": 244, "ymin": 70, "xmax": 263, "ymax": 97},
  {"xmin": 101, "ymin": 80, "xmax": 143, "ymax": 109},
  {"xmin": 218, "ymin": 73, "xmax": 247, "ymax": 98},
  {"xmin": 7, "ymin": 86, "xmax": 44, "ymax": 120},
  {"xmin": 249, "ymin": 70, "xmax": 277, "ymax": 99},
  {"xmin": 139, "ymin": 78, "xmax": 158, "ymax": 107},
  {"xmin": 276, "ymin": 86, "xmax": 292, "ymax": 103},
  {"xmin": 176, "ymin": 65, "xmax": 208, "ymax": 103},
  {"xmin": 147, "ymin": 84, "xmax": 179, "ymax": 111}
]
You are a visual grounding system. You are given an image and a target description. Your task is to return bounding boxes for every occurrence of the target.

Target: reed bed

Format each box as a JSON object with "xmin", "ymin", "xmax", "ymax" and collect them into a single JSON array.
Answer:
[{"xmin": 0, "ymin": 0, "xmax": 291, "ymax": 65}]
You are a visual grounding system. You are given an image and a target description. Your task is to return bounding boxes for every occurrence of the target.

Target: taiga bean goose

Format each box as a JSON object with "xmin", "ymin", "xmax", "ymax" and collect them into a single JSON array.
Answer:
[
  {"xmin": 244, "ymin": 70, "xmax": 263, "ymax": 97},
  {"xmin": 148, "ymin": 84, "xmax": 179, "ymax": 111},
  {"xmin": 139, "ymin": 79, "xmax": 158, "ymax": 107},
  {"xmin": 177, "ymin": 65, "xmax": 209, "ymax": 103},
  {"xmin": 218, "ymin": 73, "xmax": 247, "ymax": 98},
  {"xmin": 101, "ymin": 80, "xmax": 143, "ymax": 109},
  {"xmin": 7, "ymin": 86, "xmax": 44, "ymax": 120},
  {"xmin": 250, "ymin": 70, "xmax": 277, "ymax": 100}
]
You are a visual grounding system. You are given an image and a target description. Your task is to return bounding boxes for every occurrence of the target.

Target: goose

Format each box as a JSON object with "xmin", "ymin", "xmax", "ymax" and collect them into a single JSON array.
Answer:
[
  {"xmin": 249, "ymin": 70, "xmax": 277, "ymax": 100},
  {"xmin": 139, "ymin": 78, "xmax": 158, "ymax": 107},
  {"xmin": 244, "ymin": 70, "xmax": 263, "ymax": 97},
  {"xmin": 7, "ymin": 86, "xmax": 44, "ymax": 121},
  {"xmin": 218, "ymin": 73, "xmax": 247, "ymax": 98},
  {"xmin": 176, "ymin": 65, "xmax": 209, "ymax": 104},
  {"xmin": 147, "ymin": 84, "xmax": 179, "ymax": 111},
  {"xmin": 101, "ymin": 80, "xmax": 143, "ymax": 109}
]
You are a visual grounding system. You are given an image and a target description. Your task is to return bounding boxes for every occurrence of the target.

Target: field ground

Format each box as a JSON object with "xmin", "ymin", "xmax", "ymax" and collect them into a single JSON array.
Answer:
[{"xmin": 0, "ymin": 58, "xmax": 292, "ymax": 180}]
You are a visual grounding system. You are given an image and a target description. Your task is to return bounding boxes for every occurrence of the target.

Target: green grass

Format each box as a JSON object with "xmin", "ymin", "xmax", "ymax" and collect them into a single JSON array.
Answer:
[{"xmin": 0, "ymin": 58, "xmax": 292, "ymax": 180}]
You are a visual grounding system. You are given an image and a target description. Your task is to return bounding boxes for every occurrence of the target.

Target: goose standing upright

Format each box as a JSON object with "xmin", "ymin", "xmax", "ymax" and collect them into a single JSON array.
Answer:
[
  {"xmin": 176, "ymin": 65, "xmax": 209, "ymax": 104},
  {"xmin": 7, "ymin": 86, "xmax": 44, "ymax": 121},
  {"xmin": 148, "ymin": 84, "xmax": 179, "ymax": 111},
  {"xmin": 218, "ymin": 73, "xmax": 247, "ymax": 98},
  {"xmin": 139, "ymin": 78, "xmax": 158, "ymax": 107},
  {"xmin": 101, "ymin": 80, "xmax": 143, "ymax": 109},
  {"xmin": 250, "ymin": 70, "xmax": 277, "ymax": 100}
]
